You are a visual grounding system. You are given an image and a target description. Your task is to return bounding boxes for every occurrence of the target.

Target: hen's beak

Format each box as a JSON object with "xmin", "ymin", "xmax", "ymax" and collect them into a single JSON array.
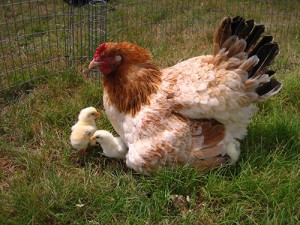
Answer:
[{"xmin": 88, "ymin": 59, "xmax": 100, "ymax": 69}]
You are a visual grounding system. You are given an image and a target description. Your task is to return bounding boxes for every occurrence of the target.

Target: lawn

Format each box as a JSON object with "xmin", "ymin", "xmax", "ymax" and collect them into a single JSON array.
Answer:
[{"xmin": 1, "ymin": 0, "xmax": 300, "ymax": 224}]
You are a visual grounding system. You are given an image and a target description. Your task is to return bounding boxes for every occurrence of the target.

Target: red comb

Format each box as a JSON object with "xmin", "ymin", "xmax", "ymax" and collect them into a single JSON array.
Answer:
[{"xmin": 94, "ymin": 43, "xmax": 106, "ymax": 58}]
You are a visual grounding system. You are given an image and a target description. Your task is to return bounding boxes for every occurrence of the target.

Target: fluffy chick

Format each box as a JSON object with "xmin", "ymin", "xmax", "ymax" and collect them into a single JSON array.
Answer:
[
  {"xmin": 90, "ymin": 130, "xmax": 128, "ymax": 159},
  {"xmin": 70, "ymin": 107, "xmax": 100, "ymax": 153}
]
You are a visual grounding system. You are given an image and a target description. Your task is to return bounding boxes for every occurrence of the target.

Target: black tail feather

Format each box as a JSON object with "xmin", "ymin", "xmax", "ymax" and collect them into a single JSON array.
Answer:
[
  {"xmin": 231, "ymin": 16, "xmax": 245, "ymax": 36},
  {"xmin": 256, "ymin": 79, "xmax": 282, "ymax": 96},
  {"xmin": 249, "ymin": 35, "xmax": 273, "ymax": 57},
  {"xmin": 245, "ymin": 25, "xmax": 265, "ymax": 52},
  {"xmin": 240, "ymin": 19, "xmax": 255, "ymax": 39},
  {"xmin": 249, "ymin": 43, "xmax": 279, "ymax": 78},
  {"xmin": 265, "ymin": 70, "xmax": 276, "ymax": 77},
  {"xmin": 214, "ymin": 16, "xmax": 282, "ymax": 100}
]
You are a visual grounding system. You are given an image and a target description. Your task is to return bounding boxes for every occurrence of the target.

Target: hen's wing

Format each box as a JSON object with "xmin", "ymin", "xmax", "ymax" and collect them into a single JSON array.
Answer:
[
  {"xmin": 125, "ymin": 99, "xmax": 227, "ymax": 174},
  {"xmin": 163, "ymin": 16, "xmax": 280, "ymax": 120}
]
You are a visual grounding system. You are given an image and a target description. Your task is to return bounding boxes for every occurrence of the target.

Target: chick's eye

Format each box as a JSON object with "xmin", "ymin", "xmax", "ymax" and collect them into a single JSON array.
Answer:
[{"xmin": 96, "ymin": 136, "xmax": 99, "ymax": 139}]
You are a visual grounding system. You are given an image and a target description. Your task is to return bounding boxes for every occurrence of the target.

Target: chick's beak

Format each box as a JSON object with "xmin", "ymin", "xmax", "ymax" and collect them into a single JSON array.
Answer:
[
  {"xmin": 94, "ymin": 112, "xmax": 100, "ymax": 118},
  {"xmin": 88, "ymin": 59, "xmax": 100, "ymax": 69},
  {"xmin": 91, "ymin": 136, "xmax": 96, "ymax": 141}
]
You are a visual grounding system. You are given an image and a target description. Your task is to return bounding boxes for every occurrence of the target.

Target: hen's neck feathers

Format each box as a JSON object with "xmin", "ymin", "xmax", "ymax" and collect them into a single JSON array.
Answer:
[{"xmin": 103, "ymin": 43, "xmax": 162, "ymax": 116}]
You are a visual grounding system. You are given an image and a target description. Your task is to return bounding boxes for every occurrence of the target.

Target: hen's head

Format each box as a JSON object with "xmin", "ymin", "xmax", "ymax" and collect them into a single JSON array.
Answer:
[{"xmin": 88, "ymin": 42, "xmax": 152, "ymax": 75}]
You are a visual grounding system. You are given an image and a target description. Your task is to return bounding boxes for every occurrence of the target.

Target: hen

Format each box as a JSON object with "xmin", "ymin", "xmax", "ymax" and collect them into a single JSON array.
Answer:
[{"xmin": 88, "ymin": 16, "xmax": 281, "ymax": 174}]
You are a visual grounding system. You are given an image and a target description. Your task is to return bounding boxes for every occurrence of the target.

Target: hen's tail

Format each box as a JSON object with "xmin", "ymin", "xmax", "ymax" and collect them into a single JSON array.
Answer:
[{"xmin": 213, "ymin": 16, "xmax": 281, "ymax": 101}]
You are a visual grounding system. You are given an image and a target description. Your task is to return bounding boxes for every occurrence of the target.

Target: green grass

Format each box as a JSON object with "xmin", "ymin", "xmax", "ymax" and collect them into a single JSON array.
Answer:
[{"xmin": 1, "ymin": 0, "xmax": 300, "ymax": 224}]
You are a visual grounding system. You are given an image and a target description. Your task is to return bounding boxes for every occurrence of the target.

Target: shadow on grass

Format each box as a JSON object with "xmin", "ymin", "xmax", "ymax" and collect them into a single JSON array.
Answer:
[
  {"xmin": 245, "ymin": 118, "xmax": 300, "ymax": 156},
  {"xmin": 68, "ymin": 145, "xmax": 130, "ymax": 174}
]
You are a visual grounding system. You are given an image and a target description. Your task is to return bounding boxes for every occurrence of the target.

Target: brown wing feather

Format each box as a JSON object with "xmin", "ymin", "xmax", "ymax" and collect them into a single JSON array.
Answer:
[{"xmin": 189, "ymin": 118, "xmax": 226, "ymax": 160}]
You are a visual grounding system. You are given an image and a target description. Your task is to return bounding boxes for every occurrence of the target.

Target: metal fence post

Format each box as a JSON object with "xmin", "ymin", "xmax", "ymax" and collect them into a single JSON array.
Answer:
[{"xmin": 88, "ymin": 0, "xmax": 107, "ymax": 79}]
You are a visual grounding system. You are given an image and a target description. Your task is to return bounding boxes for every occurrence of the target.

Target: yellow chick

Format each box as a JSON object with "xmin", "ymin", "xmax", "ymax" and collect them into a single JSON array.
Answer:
[
  {"xmin": 70, "ymin": 107, "xmax": 100, "ymax": 153},
  {"xmin": 90, "ymin": 130, "xmax": 128, "ymax": 159}
]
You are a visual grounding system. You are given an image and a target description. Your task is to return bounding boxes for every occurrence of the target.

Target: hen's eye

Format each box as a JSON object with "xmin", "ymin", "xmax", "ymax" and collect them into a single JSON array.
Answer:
[{"xmin": 96, "ymin": 136, "xmax": 99, "ymax": 139}]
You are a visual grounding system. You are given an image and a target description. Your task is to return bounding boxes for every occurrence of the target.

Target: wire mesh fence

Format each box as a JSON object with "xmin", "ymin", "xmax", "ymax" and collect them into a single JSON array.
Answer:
[
  {"xmin": 107, "ymin": 0, "xmax": 300, "ymax": 41},
  {"xmin": 0, "ymin": 0, "xmax": 106, "ymax": 104},
  {"xmin": 105, "ymin": 0, "xmax": 300, "ymax": 67},
  {"xmin": 1, "ymin": 0, "xmax": 299, "ymax": 104}
]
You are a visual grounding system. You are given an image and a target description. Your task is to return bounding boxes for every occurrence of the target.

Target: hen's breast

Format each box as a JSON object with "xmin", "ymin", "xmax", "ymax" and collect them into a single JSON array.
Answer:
[
  {"xmin": 103, "ymin": 87, "xmax": 175, "ymax": 146},
  {"xmin": 103, "ymin": 91, "xmax": 127, "ymax": 140}
]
